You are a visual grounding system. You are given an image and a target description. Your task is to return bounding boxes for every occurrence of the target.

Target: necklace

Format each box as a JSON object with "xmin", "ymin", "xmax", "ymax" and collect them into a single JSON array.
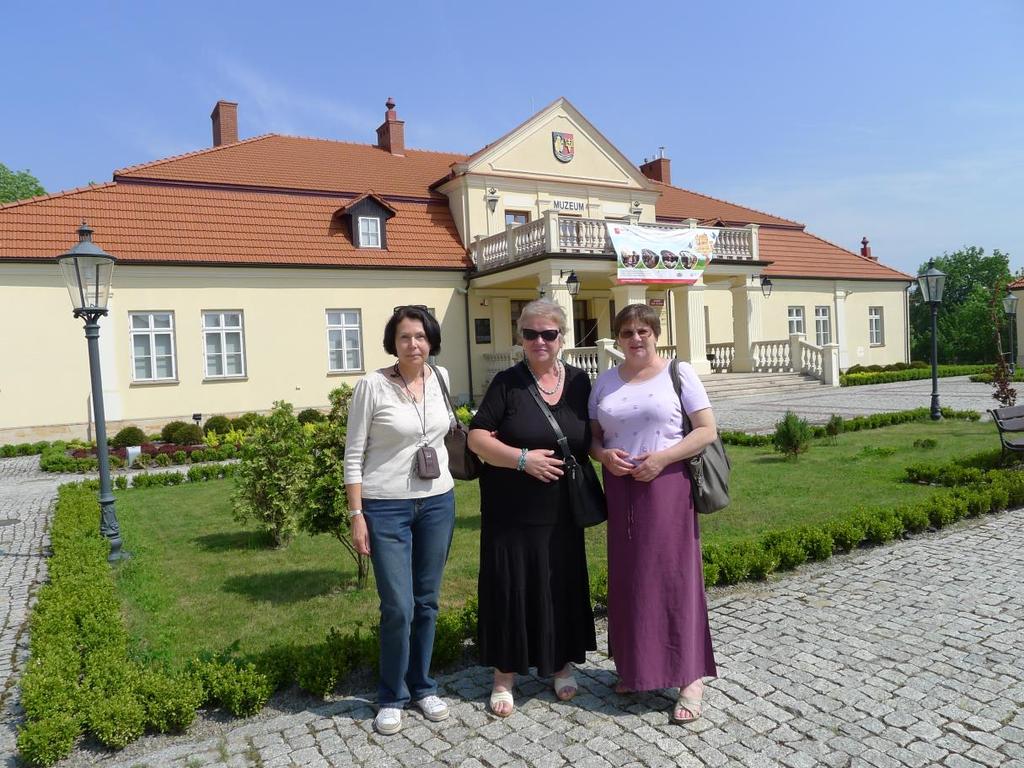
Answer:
[
  {"xmin": 527, "ymin": 359, "xmax": 564, "ymax": 396},
  {"xmin": 394, "ymin": 363, "xmax": 428, "ymax": 442}
]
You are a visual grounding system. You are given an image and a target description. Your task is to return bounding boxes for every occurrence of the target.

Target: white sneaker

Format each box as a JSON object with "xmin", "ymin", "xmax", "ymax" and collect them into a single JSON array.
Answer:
[
  {"xmin": 414, "ymin": 695, "xmax": 450, "ymax": 722},
  {"xmin": 374, "ymin": 707, "xmax": 403, "ymax": 735}
]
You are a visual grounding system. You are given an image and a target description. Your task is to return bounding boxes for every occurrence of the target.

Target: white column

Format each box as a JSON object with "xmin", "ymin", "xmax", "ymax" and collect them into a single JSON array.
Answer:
[
  {"xmin": 671, "ymin": 284, "xmax": 710, "ymax": 374},
  {"xmin": 541, "ymin": 267, "xmax": 577, "ymax": 349},
  {"xmin": 789, "ymin": 332, "xmax": 806, "ymax": 373},
  {"xmin": 822, "ymin": 343, "xmax": 841, "ymax": 386},
  {"xmin": 730, "ymin": 278, "xmax": 765, "ymax": 373},
  {"xmin": 610, "ymin": 283, "xmax": 648, "ymax": 310},
  {"xmin": 834, "ymin": 288, "xmax": 850, "ymax": 370}
]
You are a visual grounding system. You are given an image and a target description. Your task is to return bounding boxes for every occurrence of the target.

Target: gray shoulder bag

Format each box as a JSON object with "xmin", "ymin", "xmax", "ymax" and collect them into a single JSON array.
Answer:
[{"xmin": 669, "ymin": 359, "xmax": 731, "ymax": 514}]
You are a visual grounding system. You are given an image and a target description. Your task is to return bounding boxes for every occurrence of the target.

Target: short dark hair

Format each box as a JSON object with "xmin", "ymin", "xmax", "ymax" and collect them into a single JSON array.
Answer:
[
  {"xmin": 383, "ymin": 306, "xmax": 442, "ymax": 356},
  {"xmin": 612, "ymin": 303, "xmax": 661, "ymax": 339}
]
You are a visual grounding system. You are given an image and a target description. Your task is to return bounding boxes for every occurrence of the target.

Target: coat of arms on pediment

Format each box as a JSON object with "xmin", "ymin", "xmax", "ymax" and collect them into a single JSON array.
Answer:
[{"xmin": 552, "ymin": 132, "xmax": 575, "ymax": 163}]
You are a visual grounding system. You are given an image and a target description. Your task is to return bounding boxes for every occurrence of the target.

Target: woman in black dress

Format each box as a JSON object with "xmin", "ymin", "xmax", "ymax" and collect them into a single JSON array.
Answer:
[{"xmin": 467, "ymin": 299, "xmax": 597, "ymax": 716}]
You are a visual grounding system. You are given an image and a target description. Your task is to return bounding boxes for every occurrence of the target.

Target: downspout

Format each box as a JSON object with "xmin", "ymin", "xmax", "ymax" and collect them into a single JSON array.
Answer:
[{"xmin": 463, "ymin": 274, "xmax": 474, "ymax": 405}]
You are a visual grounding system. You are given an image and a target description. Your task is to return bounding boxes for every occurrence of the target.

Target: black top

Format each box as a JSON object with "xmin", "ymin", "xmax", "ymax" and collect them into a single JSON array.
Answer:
[{"xmin": 470, "ymin": 362, "xmax": 593, "ymax": 526}]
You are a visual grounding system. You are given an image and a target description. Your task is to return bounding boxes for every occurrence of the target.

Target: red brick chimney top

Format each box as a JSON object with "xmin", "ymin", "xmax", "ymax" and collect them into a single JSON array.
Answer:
[
  {"xmin": 639, "ymin": 147, "xmax": 671, "ymax": 185},
  {"xmin": 376, "ymin": 97, "xmax": 405, "ymax": 156},
  {"xmin": 211, "ymin": 100, "xmax": 239, "ymax": 147},
  {"xmin": 860, "ymin": 237, "xmax": 876, "ymax": 261}
]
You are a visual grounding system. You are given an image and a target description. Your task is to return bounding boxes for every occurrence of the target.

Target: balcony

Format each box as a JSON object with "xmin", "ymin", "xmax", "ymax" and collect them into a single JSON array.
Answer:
[{"xmin": 470, "ymin": 210, "xmax": 760, "ymax": 272}]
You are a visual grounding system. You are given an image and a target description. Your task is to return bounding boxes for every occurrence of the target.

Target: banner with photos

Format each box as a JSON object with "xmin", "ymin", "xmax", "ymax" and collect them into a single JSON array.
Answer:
[{"xmin": 607, "ymin": 223, "xmax": 718, "ymax": 284}]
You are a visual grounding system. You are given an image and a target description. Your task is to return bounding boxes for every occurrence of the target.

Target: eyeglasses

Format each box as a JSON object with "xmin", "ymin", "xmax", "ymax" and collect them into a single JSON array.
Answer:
[
  {"xmin": 393, "ymin": 305, "xmax": 429, "ymax": 314},
  {"xmin": 617, "ymin": 327, "xmax": 653, "ymax": 339},
  {"xmin": 521, "ymin": 328, "xmax": 560, "ymax": 342}
]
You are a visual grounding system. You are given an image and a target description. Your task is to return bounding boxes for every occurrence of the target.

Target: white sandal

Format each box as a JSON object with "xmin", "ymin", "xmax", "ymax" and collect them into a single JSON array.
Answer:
[
  {"xmin": 489, "ymin": 689, "xmax": 515, "ymax": 717},
  {"xmin": 553, "ymin": 667, "xmax": 577, "ymax": 701}
]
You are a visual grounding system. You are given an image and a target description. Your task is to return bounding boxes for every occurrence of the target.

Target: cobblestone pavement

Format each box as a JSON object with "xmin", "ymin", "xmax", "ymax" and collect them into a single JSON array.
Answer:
[{"xmin": 714, "ymin": 376, "xmax": 1000, "ymax": 433}]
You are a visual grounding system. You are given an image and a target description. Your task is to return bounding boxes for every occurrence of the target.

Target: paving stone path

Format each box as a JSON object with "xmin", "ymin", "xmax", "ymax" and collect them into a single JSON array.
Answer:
[{"xmin": 2, "ymin": 376, "xmax": 1022, "ymax": 767}]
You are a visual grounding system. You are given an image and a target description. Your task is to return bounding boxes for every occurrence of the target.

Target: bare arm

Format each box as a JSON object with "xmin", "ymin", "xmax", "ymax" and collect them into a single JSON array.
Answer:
[
  {"xmin": 468, "ymin": 428, "xmax": 564, "ymax": 483},
  {"xmin": 630, "ymin": 407, "xmax": 718, "ymax": 483},
  {"xmin": 344, "ymin": 482, "xmax": 370, "ymax": 555}
]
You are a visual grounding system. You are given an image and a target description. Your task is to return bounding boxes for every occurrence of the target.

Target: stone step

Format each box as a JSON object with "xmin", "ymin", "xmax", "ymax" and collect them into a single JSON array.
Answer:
[{"xmin": 700, "ymin": 372, "xmax": 825, "ymax": 401}]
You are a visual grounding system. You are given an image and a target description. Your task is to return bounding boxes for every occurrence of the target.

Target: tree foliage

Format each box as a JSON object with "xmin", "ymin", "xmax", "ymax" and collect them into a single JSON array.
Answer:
[
  {"xmin": 0, "ymin": 162, "xmax": 45, "ymax": 203},
  {"xmin": 301, "ymin": 385, "xmax": 369, "ymax": 589},
  {"xmin": 910, "ymin": 246, "xmax": 1012, "ymax": 364},
  {"xmin": 232, "ymin": 401, "xmax": 311, "ymax": 548}
]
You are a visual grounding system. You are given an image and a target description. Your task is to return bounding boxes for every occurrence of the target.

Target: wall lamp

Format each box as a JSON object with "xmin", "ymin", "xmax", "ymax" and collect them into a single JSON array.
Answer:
[
  {"xmin": 485, "ymin": 187, "xmax": 499, "ymax": 213},
  {"xmin": 561, "ymin": 269, "xmax": 581, "ymax": 296},
  {"xmin": 760, "ymin": 275, "xmax": 773, "ymax": 299}
]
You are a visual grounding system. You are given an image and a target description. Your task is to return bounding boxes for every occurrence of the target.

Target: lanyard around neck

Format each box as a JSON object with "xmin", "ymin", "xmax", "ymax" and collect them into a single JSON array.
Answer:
[{"xmin": 395, "ymin": 364, "xmax": 428, "ymax": 443}]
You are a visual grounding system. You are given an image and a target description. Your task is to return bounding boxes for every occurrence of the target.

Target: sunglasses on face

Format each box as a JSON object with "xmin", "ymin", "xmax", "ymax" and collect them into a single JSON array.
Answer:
[
  {"xmin": 393, "ymin": 304, "xmax": 429, "ymax": 314},
  {"xmin": 521, "ymin": 328, "xmax": 560, "ymax": 342},
  {"xmin": 618, "ymin": 327, "xmax": 653, "ymax": 339}
]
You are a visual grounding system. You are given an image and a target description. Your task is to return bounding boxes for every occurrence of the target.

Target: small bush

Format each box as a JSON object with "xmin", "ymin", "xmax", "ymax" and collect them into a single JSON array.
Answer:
[
  {"xmin": 797, "ymin": 526, "xmax": 834, "ymax": 561},
  {"xmin": 16, "ymin": 712, "xmax": 81, "ymax": 767},
  {"xmin": 702, "ymin": 560, "xmax": 720, "ymax": 588},
  {"xmin": 772, "ymin": 411, "xmax": 812, "ymax": 459},
  {"xmin": 154, "ymin": 453, "xmax": 171, "ymax": 467},
  {"xmin": 160, "ymin": 421, "xmax": 190, "ymax": 444},
  {"xmin": 111, "ymin": 426, "xmax": 146, "ymax": 449},
  {"xmin": 114, "ymin": 476, "xmax": 128, "ymax": 491},
  {"xmin": 714, "ymin": 546, "xmax": 751, "ymax": 585},
  {"xmin": 857, "ymin": 445, "xmax": 897, "ymax": 459},
  {"xmin": 762, "ymin": 530, "xmax": 807, "ymax": 571},
  {"xmin": 913, "ymin": 438, "xmax": 938, "ymax": 449},
  {"xmin": 827, "ymin": 516, "xmax": 866, "ymax": 553},
  {"xmin": 203, "ymin": 415, "xmax": 232, "ymax": 435},
  {"xmin": 85, "ymin": 692, "xmax": 146, "ymax": 749},
  {"xmin": 230, "ymin": 413, "xmax": 264, "ymax": 432},
  {"xmin": 825, "ymin": 414, "xmax": 844, "ymax": 444},
  {"xmin": 745, "ymin": 547, "xmax": 779, "ymax": 581},
  {"xmin": 861, "ymin": 508, "xmax": 904, "ymax": 545},
  {"xmin": 297, "ymin": 408, "xmax": 325, "ymax": 425},
  {"xmin": 138, "ymin": 670, "xmax": 204, "ymax": 733},
  {"xmin": 896, "ymin": 504, "xmax": 931, "ymax": 533}
]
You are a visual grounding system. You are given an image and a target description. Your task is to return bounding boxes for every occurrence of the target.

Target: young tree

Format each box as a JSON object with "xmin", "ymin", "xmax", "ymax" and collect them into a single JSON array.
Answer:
[
  {"xmin": 0, "ymin": 163, "xmax": 45, "ymax": 203},
  {"xmin": 910, "ymin": 247, "xmax": 1012, "ymax": 363},
  {"xmin": 232, "ymin": 401, "xmax": 311, "ymax": 548},
  {"xmin": 988, "ymin": 281, "xmax": 1017, "ymax": 408},
  {"xmin": 301, "ymin": 385, "xmax": 369, "ymax": 589}
]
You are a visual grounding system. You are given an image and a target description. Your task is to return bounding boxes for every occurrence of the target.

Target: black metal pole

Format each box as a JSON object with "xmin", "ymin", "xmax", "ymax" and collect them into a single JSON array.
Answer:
[
  {"xmin": 1010, "ymin": 314, "xmax": 1017, "ymax": 376},
  {"xmin": 81, "ymin": 311, "xmax": 128, "ymax": 562},
  {"xmin": 929, "ymin": 302, "xmax": 942, "ymax": 421}
]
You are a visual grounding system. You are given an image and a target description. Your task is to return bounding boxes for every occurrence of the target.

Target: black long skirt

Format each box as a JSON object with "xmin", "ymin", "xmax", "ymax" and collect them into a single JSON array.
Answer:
[{"xmin": 477, "ymin": 511, "xmax": 597, "ymax": 677}]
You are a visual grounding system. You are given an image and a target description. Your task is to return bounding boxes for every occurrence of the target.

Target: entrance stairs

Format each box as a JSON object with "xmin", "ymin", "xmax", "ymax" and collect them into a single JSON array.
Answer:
[{"xmin": 699, "ymin": 371, "xmax": 825, "ymax": 402}]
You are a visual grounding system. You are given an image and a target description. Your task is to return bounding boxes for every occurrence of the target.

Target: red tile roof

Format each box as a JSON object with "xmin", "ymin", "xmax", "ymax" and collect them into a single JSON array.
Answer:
[
  {"xmin": 652, "ymin": 180, "xmax": 801, "ymax": 227},
  {"xmin": 0, "ymin": 182, "xmax": 467, "ymax": 268},
  {"xmin": 115, "ymin": 134, "xmax": 463, "ymax": 200},
  {"xmin": 758, "ymin": 228, "xmax": 911, "ymax": 281},
  {"xmin": 1009, "ymin": 277, "xmax": 1024, "ymax": 290}
]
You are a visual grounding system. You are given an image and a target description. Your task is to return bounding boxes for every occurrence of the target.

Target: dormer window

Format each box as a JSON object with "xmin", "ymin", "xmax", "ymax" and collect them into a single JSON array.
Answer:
[{"xmin": 358, "ymin": 217, "xmax": 381, "ymax": 248}]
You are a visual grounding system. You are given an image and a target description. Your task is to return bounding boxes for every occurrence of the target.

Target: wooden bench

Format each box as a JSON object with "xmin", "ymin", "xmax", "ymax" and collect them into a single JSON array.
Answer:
[{"xmin": 989, "ymin": 405, "xmax": 1024, "ymax": 455}]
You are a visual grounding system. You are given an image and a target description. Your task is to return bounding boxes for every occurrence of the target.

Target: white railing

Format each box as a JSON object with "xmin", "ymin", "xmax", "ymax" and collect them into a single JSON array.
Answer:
[
  {"xmin": 482, "ymin": 347, "xmax": 524, "ymax": 388},
  {"xmin": 752, "ymin": 339, "xmax": 791, "ymax": 372},
  {"xmin": 655, "ymin": 345, "xmax": 674, "ymax": 360},
  {"xmin": 797, "ymin": 339, "xmax": 823, "ymax": 379},
  {"xmin": 562, "ymin": 346, "xmax": 600, "ymax": 379},
  {"xmin": 707, "ymin": 343, "xmax": 735, "ymax": 372},
  {"xmin": 470, "ymin": 212, "xmax": 757, "ymax": 270}
]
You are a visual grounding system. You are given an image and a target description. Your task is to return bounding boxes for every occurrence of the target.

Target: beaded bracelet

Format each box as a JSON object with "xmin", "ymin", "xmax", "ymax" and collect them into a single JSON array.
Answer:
[{"xmin": 516, "ymin": 447, "xmax": 528, "ymax": 472}]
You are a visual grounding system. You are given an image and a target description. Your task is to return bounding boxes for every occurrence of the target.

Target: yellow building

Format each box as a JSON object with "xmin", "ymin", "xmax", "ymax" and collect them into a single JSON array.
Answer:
[{"xmin": 0, "ymin": 97, "xmax": 912, "ymax": 442}]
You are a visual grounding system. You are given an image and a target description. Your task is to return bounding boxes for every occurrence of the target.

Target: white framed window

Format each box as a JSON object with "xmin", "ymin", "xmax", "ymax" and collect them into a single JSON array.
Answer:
[
  {"xmin": 787, "ymin": 306, "xmax": 805, "ymax": 335},
  {"xmin": 130, "ymin": 312, "xmax": 176, "ymax": 382},
  {"xmin": 357, "ymin": 217, "xmax": 381, "ymax": 248},
  {"xmin": 869, "ymin": 306, "xmax": 885, "ymax": 346},
  {"xmin": 327, "ymin": 310, "xmax": 363, "ymax": 371},
  {"xmin": 203, "ymin": 311, "xmax": 246, "ymax": 378},
  {"xmin": 815, "ymin": 306, "xmax": 832, "ymax": 346}
]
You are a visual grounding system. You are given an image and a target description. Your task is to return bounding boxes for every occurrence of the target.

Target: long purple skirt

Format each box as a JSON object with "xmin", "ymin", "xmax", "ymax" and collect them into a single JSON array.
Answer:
[{"xmin": 604, "ymin": 461, "xmax": 717, "ymax": 691}]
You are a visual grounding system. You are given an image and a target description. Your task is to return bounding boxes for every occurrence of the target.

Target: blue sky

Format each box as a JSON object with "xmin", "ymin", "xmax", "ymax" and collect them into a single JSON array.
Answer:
[{"xmin": 4, "ymin": 0, "xmax": 1022, "ymax": 276}]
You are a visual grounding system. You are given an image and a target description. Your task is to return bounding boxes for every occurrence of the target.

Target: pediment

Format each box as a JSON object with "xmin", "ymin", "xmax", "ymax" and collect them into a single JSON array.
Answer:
[{"xmin": 463, "ymin": 98, "xmax": 651, "ymax": 190}]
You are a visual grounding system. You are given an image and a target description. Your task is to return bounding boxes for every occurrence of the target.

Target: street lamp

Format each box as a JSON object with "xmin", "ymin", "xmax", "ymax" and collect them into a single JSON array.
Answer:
[
  {"xmin": 57, "ymin": 222, "xmax": 128, "ymax": 562},
  {"xmin": 1003, "ymin": 293, "xmax": 1019, "ymax": 375},
  {"xmin": 917, "ymin": 260, "xmax": 946, "ymax": 421}
]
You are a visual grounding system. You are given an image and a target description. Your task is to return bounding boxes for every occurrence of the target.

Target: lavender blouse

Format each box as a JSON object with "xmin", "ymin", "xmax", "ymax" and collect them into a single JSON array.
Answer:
[{"xmin": 588, "ymin": 361, "xmax": 711, "ymax": 459}]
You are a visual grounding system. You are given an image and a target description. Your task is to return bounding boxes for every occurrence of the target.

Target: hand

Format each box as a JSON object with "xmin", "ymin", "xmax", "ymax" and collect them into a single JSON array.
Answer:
[
  {"xmin": 351, "ymin": 515, "xmax": 371, "ymax": 556},
  {"xmin": 599, "ymin": 447, "xmax": 635, "ymax": 477},
  {"xmin": 524, "ymin": 449, "xmax": 564, "ymax": 483},
  {"xmin": 630, "ymin": 451, "xmax": 668, "ymax": 482}
]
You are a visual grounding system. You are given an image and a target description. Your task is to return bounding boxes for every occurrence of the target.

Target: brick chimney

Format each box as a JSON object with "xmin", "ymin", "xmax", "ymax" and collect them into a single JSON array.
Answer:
[
  {"xmin": 376, "ymin": 97, "xmax": 405, "ymax": 156},
  {"xmin": 211, "ymin": 101, "xmax": 239, "ymax": 147},
  {"xmin": 639, "ymin": 147, "xmax": 671, "ymax": 185},
  {"xmin": 860, "ymin": 237, "xmax": 876, "ymax": 261}
]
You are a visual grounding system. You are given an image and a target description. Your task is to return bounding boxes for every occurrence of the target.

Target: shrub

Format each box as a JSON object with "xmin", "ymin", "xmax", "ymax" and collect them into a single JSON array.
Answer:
[
  {"xmin": 797, "ymin": 526, "xmax": 834, "ymax": 561},
  {"xmin": 172, "ymin": 450, "xmax": 188, "ymax": 465},
  {"xmin": 85, "ymin": 692, "xmax": 146, "ymax": 749},
  {"xmin": 233, "ymin": 401, "xmax": 311, "ymax": 548},
  {"xmin": 861, "ymin": 508, "xmax": 904, "ymax": 545},
  {"xmin": 454, "ymin": 405, "xmax": 473, "ymax": 427},
  {"xmin": 200, "ymin": 661, "xmax": 273, "ymax": 717},
  {"xmin": 16, "ymin": 712, "xmax": 81, "ymax": 767},
  {"xmin": 702, "ymin": 560, "xmax": 720, "ymax": 588},
  {"xmin": 745, "ymin": 546, "xmax": 779, "ymax": 580},
  {"xmin": 827, "ymin": 515, "xmax": 866, "ymax": 553},
  {"xmin": 297, "ymin": 408, "xmax": 325, "ymax": 425},
  {"xmin": 713, "ymin": 545, "xmax": 751, "ymax": 585},
  {"xmin": 189, "ymin": 448, "xmax": 206, "ymax": 463},
  {"xmin": 230, "ymin": 413, "xmax": 264, "ymax": 432},
  {"xmin": 160, "ymin": 421, "xmax": 190, "ymax": 444},
  {"xmin": 203, "ymin": 415, "xmax": 232, "ymax": 435},
  {"xmin": 857, "ymin": 445, "xmax": 897, "ymax": 459},
  {"xmin": 825, "ymin": 414, "xmax": 844, "ymax": 444},
  {"xmin": 114, "ymin": 476, "xmax": 128, "ymax": 491},
  {"xmin": 176, "ymin": 424, "xmax": 204, "ymax": 445},
  {"xmin": 138, "ymin": 670, "xmax": 204, "ymax": 733},
  {"xmin": 913, "ymin": 438, "xmax": 938, "ymax": 449},
  {"xmin": 762, "ymin": 530, "xmax": 807, "ymax": 571},
  {"xmin": 772, "ymin": 411, "xmax": 812, "ymax": 459},
  {"xmin": 111, "ymin": 426, "xmax": 146, "ymax": 449},
  {"xmin": 896, "ymin": 504, "xmax": 931, "ymax": 533},
  {"xmin": 154, "ymin": 453, "xmax": 171, "ymax": 467}
]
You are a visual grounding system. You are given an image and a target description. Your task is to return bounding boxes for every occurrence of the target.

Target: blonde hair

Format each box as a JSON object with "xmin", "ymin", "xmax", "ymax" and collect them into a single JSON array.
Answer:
[{"xmin": 517, "ymin": 299, "xmax": 568, "ymax": 336}]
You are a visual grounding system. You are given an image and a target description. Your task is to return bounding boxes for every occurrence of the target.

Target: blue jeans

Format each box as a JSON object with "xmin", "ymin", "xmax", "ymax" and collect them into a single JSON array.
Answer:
[{"xmin": 363, "ymin": 490, "xmax": 456, "ymax": 708}]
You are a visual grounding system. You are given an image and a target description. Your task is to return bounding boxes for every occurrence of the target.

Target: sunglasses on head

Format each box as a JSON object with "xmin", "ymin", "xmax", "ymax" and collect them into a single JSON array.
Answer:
[
  {"xmin": 521, "ymin": 328, "xmax": 560, "ymax": 342},
  {"xmin": 393, "ymin": 304, "xmax": 429, "ymax": 314}
]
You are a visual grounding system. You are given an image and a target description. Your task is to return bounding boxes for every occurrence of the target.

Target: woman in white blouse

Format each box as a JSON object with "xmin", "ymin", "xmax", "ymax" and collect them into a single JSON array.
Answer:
[{"xmin": 344, "ymin": 305, "xmax": 456, "ymax": 736}]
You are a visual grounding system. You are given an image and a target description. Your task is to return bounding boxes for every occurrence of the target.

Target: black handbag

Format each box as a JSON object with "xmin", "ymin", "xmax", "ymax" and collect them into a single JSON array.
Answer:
[
  {"xmin": 519, "ymin": 367, "xmax": 607, "ymax": 528},
  {"xmin": 430, "ymin": 364, "xmax": 482, "ymax": 481},
  {"xmin": 669, "ymin": 359, "xmax": 731, "ymax": 514}
]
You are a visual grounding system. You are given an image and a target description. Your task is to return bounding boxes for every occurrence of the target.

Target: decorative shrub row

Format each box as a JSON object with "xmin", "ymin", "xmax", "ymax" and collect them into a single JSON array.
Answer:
[
  {"xmin": 844, "ymin": 361, "xmax": 930, "ymax": 374},
  {"xmin": 904, "ymin": 448, "xmax": 1011, "ymax": 486},
  {"xmin": 697, "ymin": 466, "xmax": 1024, "ymax": 588},
  {"xmin": 41, "ymin": 442, "xmax": 239, "ymax": 474},
  {"xmin": 0, "ymin": 441, "xmax": 52, "ymax": 458},
  {"xmin": 840, "ymin": 364, "xmax": 990, "ymax": 387},
  {"xmin": 969, "ymin": 371, "xmax": 1024, "ymax": 383},
  {"xmin": 112, "ymin": 464, "xmax": 237, "ymax": 490}
]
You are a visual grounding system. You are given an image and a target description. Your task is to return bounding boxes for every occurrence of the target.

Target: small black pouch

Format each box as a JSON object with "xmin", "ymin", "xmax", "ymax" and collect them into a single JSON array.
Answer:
[{"xmin": 415, "ymin": 445, "xmax": 441, "ymax": 479}]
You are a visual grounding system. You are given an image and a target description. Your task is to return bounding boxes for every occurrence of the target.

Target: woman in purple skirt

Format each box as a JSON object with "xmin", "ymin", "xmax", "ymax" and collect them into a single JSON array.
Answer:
[{"xmin": 588, "ymin": 303, "xmax": 718, "ymax": 722}]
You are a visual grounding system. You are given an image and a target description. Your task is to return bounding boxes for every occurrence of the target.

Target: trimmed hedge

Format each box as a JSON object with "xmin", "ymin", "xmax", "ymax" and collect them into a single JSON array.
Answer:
[
  {"xmin": 0, "ymin": 441, "xmax": 53, "ymax": 458},
  {"xmin": 969, "ymin": 370, "xmax": 1024, "ymax": 383},
  {"xmin": 840, "ymin": 364, "xmax": 990, "ymax": 387}
]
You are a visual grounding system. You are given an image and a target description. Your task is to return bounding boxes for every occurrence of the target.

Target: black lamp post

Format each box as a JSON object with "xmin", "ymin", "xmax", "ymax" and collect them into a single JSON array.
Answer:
[
  {"xmin": 57, "ymin": 222, "xmax": 128, "ymax": 562},
  {"xmin": 917, "ymin": 260, "xmax": 946, "ymax": 421},
  {"xmin": 1003, "ymin": 294, "xmax": 1018, "ymax": 375}
]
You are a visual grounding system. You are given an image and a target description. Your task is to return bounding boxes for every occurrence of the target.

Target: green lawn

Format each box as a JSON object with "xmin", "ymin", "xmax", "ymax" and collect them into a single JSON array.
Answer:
[{"xmin": 113, "ymin": 419, "xmax": 1000, "ymax": 667}]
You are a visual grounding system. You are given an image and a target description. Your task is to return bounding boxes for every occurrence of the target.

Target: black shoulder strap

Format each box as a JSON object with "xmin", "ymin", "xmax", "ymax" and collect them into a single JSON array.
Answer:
[
  {"xmin": 670, "ymin": 358, "xmax": 694, "ymax": 434},
  {"xmin": 515, "ymin": 364, "xmax": 573, "ymax": 462}
]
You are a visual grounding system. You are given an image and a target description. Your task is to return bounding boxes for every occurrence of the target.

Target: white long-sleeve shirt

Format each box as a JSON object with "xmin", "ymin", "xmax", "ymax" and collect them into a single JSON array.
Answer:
[{"xmin": 343, "ymin": 365, "xmax": 455, "ymax": 499}]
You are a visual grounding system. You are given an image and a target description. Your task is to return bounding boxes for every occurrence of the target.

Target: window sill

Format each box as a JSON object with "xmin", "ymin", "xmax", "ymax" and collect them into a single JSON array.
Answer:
[
  {"xmin": 328, "ymin": 369, "xmax": 365, "ymax": 376},
  {"xmin": 202, "ymin": 376, "xmax": 249, "ymax": 383},
  {"xmin": 869, "ymin": 344, "xmax": 885, "ymax": 348},
  {"xmin": 130, "ymin": 379, "xmax": 180, "ymax": 388}
]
